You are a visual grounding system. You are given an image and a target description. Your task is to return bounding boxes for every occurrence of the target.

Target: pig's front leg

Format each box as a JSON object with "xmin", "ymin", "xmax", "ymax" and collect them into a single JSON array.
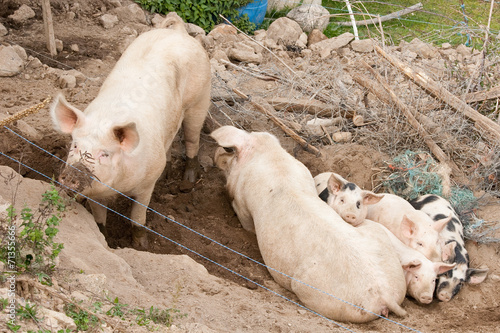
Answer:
[
  {"xmin": 129, "ymin": 184, "xmax": 155, "ymax": 250},
  {"xmin": 89, "ymin": 200, "xmax": 108, "ymax": 238}
]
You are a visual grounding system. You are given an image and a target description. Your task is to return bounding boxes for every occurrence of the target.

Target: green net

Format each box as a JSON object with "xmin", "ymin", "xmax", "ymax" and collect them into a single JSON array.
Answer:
[{"xmin": 382, "ymin": 150, "xmax": 478, "ymax": 217}]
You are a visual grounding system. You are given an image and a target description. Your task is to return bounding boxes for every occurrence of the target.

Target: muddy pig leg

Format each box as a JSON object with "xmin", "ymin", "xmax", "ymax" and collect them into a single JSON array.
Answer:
[
  {"xmin": 182, "ymin": 99, "xmax": 209, "ymax": 183},
  {"xmin": 89, "ymin": 200, "xmax": 108, "ymax": 238},
  {"xmin": 129, "ymin": 182, "xmax": 156, "ymax": 250}
]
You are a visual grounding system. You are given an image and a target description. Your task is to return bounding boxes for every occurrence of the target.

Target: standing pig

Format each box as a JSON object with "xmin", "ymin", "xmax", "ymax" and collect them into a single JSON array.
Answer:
[
  {"xmin": 410, "ymin": 194, "xmax": 489, "ymax": 301},
  {"xmin": 51, "ymin": 15, "xmax": 211, "ymax": 249},
  {"xmin": 366, "ymin": 193, "xmax": 452, "ymax": 262},
  {"xmin": 212, "ymin": 126, "xmax": 407, "ymax": 323},
  {"xmin": 314, "ymin": 172, "xmax": 384, "ymax": 226}
]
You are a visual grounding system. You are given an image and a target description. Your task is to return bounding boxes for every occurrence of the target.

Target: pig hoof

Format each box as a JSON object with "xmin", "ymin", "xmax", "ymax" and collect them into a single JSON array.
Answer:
[
  {"xmin": 183, "ymin": 157, "xmax": 200, "ymax": 183},
  {"xmin": 132, "ymin": 226, "xmax": 149, "ymax": 251}
]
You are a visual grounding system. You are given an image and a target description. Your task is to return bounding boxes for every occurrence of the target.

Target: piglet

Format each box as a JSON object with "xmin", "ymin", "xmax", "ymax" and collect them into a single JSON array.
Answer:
[
  {"xmin": 314, "ymin": 172, "xmax": 384, "ymax": 226},
  {"xmin": 410, "ymin": 194, "xmax": 489, "ymax": 301},
  {"xmin": 366, "ymin": 193, "xmax": 453, "ymax": 262},
  {"xmin": 51, "ymin": 15, "xmax": 211, "ymax": 249}
]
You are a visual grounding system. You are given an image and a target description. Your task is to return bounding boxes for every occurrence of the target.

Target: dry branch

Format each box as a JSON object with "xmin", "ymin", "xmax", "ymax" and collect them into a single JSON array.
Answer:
[
  {"xmin": 374, "ymin": 44, "xmax": 500, "ymax": 143},
  {"xmin": 337, "ymin": 3, "xmax": 423, "ymax": 27},
  {"xmin": 265, "ymin": 97, "xmax": 354, "ymax": 118},
  {"xmin": 359, "ymin": 61, "xmax": 463, "ymax": 178},
  {"xmin": 232, "ymin": 88, "xmax": 321, "ymax": 156},
  {"xmin": 420, "ymin": 85, "xmax": 500, "ymax": 112}
]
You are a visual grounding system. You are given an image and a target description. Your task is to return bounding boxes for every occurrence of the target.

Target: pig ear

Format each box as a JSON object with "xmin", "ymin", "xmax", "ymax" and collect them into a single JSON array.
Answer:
[
  {"xmin": 401, "ymin": 215, "xmax": 417, "ymax": 238},
  {"xmin": 113, "ymin": 123, "xmax": 139, "ymax": 152},
  {"xmin": 434, "ymin": 262, "xmax": 456, "ymax": 275},
  {"xmin": 50, "ymin": 94, "xmax": 86, "ymax": 134},
  {"xmin": 362, "ymin": 192, "xmax": 384, "ymax": 206},
  {"xmin": 211, "ymin": 126, "xmax": 250, "ymax": 152},
  {"xmin": 327, "ymin": 174, "xmax": 344, "ymax": 195},
  {"xmin": 402, "ymin": 259, "xmax": 422, "ymax": 272},
  {"xmin": 433, "ymin": 214, "xmax": 452, "ymax": 232},
  {"xmin": 467, "ymin": 268, "xmax": 488, "ymax": 284},
  {"xmin": 441, "ymin": 241, "xmax": 457, "ymax": 262}
]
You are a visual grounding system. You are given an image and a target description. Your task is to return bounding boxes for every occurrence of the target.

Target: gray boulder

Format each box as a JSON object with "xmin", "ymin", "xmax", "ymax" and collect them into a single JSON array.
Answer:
[
  {"xmin": 286, "ymin": 4, "xmax": 330, "ymax": 33},
  {"xmin": 0, "ymin": 45, "xmax": 24, "ymax": 77},
  {"xmin": 266, "ymin": 17, "xmax": 303, "ymax": 46}
]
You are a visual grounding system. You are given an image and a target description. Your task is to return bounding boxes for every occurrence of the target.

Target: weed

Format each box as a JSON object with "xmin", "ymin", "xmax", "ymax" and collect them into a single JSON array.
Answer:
[
  {"xmin": 64, "ymin": 303, "xmax": 100, "ymax": 331},
  {"xmin": 134, "ymin": 306, "xmax": 186, "ymax": 330},
  {"xmin": 105, "ymin": 296, "xmax": 128, "ymax": 319},
  {"xmin": 0, "ymin": 184, "xmax": 66, "ymax": 275}
]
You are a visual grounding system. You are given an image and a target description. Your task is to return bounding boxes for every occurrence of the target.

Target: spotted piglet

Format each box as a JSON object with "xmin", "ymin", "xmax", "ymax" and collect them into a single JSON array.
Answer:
[
  {"xmin": 314, "ymin": 172, "xmax": 384, "ymax": 227},
  {"xmin": 410, "ymin": 194, "xmax": 489, "ymax": 302}
]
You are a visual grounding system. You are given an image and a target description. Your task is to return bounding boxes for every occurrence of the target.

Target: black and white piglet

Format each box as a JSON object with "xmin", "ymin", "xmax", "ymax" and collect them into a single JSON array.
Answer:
[{"xmin": 410, "ymin": 194, "xmax": 489, "ymax": 302}]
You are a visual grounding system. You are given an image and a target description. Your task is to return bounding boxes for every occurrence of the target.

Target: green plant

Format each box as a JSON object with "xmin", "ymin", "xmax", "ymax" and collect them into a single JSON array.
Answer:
[
  {"xmin": 17, "ymin": 301, "xmax": 40, "ymax": 322},
  {"xmin": 0, "ymin": 185, "xmax": 65, "ymax": 274},
  {"xmin": 135, "ymin": 0, "xmax": 256, "ymax": 32},
  {"xmin": 134, "ymin": 305, "xmax": 186, "ymax": 329},
  {"xmin": 106, "ymin": 296, "xmax": 128, "ymax": 319},
  {"xmin": 64, "ymin": 303, "xmax": 100, "ymax": 331}
]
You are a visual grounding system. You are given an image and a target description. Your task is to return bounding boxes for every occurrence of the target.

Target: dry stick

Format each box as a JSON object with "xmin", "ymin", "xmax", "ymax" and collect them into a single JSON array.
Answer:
[
  {"xmin": 219, "ymin": 59, "xmax": 278, "ymax": 81},
  {"xmin": 232, "ymin": 88, "xmax": 321, "ymax": 156},
  {"xmin": 419, "ymin": 85, "xmax": 500, "ymax": 112},
  {"xmin": 41, "ymin": 0, "xmax": 57, "ymax": 56},
  {"xmin": 218, "ymin": 15, "xmax": 341, "ymax": 111},
  {"xmin": 0, "ymin": 96, "xmax": 52, "ymax": 127},
  {"xmin": 336, "ymin": 3, "xmax": 423, "ymax": 26},
  {"xmin": 465, "ymin": 0, "xmax": 495, "ymax": 94},
  {"xmin": 374, "ymin": 44, "xmax": 500, "ymax": 143},
  {"xmin": 16, "ymin": 276, "xmax": 122, "ymax": 332},
  {"xmin": 359, "ymin": 61, "xmax": 463, "ymax": 178}
]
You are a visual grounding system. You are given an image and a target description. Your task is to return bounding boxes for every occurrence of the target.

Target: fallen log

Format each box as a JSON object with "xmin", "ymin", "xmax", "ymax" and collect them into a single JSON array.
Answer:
[
  {"xmin": 233, "ymin": 88, "xmax": 321, "ymax": 156},
  {"xmin": 374, "ymin": 44, "xmax": 500, "ymax": 143},
  {"xmin": 359, "ymin": 61, "xmax": 463, "ymax": 179},
  {"xmin": 336, "ymin": 3, "xmax": 423, "ymax": 27}
]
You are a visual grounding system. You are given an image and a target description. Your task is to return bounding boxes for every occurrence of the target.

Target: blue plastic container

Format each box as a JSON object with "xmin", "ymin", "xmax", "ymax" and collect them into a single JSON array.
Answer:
[{"xmin": 237, "ymin": 0, "xmax": 268, "ymax": 26}]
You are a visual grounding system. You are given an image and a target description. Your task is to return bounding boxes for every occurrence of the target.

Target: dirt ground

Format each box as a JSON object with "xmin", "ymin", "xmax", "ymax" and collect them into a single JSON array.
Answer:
[{"xmin": 1, "ymin": 1, "xmax": 500, "ymax": 332}]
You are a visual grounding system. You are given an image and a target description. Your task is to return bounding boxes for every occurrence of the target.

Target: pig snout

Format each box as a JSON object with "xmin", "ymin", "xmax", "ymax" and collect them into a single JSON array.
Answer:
[
  {"xmin": 343, "ymin": 212, "xmax": 357, "ymax": 224},
  {"xmin": 418, "ymin": 293, "xmax": 433, "ymax": 304},
  {"xmin": 58, "ymin": 162, "xmax": 93, "ymax": 193},
  {"xmin": 437, "ymin": 290, "xmax": 452, "ymax": 302}
]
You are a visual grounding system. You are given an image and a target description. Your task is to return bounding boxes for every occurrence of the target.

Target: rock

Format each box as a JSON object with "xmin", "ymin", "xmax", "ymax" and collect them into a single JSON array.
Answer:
[
  {"xmin": 99, "ymin": 14, "xmax": 119, "ymax": 29},
  {"xmin": 66, "ymin": 11, "xmax": 76, "ymax": 20},
  {"xmin": 208, "ymin": 24, "xmax": 237, "ymax": 38},
  {"xmin": 307, "ymin": 29, "xmax": 327, "ymax": 47},
  {"xmin": 268, "ymin": 0, "xmax": 321, "ymax": 11},
  {"xmin": 66, "ymin": 69, "xmax": 86, "ymax": 86},
  {"xmin": 111, "ymin": 3, "xmax": 147, "ymax": 24},
  {"xmin": 77, "ymin": 274, "xmax": 107, "ymax": 295},
  {"xmin": 405, "ymin": 38, "xmax": 439, "ymax": 59},
  {"xmin": 332, "ymin": 132, "xmax": 352, "ymax": 142},
  {"xmin": 286, "ymin": 4, "xmax": 330, "ymax": 33},
  {"xmin": 351, "ymin": 39, "xmax": 373, "ymax": 53},
  {"xmin": 8, "ymin": 4, "xmax": 35, "ymax": 24},
  {"xmin": 70, "ymin": 44, "xmax": 79, "ymax": 53},
  {"xmin": 55, "ymin": 39, "xmax": 63, "ymax": 53},
  {"xmin": 11, "ymin": 45, "xmax": 27, "ymax": 61},
  {"xmin": 211, "ymin": 49, "xmax": 229, "ymax": 63},
  {"xmin": 309, "ymin": 32, "xmax": 354, "ymax": 56},
  {"xmin": 441, "ymin": 42, "xmax": 452, "ymax": 49},
  {"xmin": 58, "ymin": 74, "xmax": 77, "ymax": 89},
  {"xmin": 15, "ymin": 120, "xmax": 43, "ymax": 141},
  {"xmin": 228, "ymin": 42, "xmax": 262, "ymax": 64},
  {"xmin": 186, "ymin": 23, "xmax": 205, "ymax": 38},
  {"xmin": 106, "ymin": 0, "xmax": 122, "ymax": 8},
  {"xmin": 0, "ymin": 23, "xmax": 8, "ymax": 36},
  {"xmin": 0, "ymin": 46, "xmax": 24, "ymax": 77},
  {"xmin": 267, "ymin": 17, "xmax": 303, "ymax": 46},
  {"xmin": 39, "ymin": 308, "xmax": 77, "ymax": 331},
  {"xmin": 456, "ymin": 44, "xmax": 472, "ymax": 57},
  {"xmin": 151, "ymin": 13, "xmax": 164, "ymax": 28}
]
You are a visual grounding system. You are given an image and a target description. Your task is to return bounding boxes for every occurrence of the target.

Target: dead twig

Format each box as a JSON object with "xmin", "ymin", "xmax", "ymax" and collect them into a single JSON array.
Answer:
[
  {"xmin": 232, "ymin": 88, "xmax": 321, "ymax": 156},
  {"xmin": 374, "ymin": 44, "xmax": 500, "ymax": 143},
  {"xmin": 335, "ymin": 3, "xmax": 423, "ymax": 27},
  {"xmin": 359, "ymin": 60, "xmax": 463, "ymax": 179}
]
